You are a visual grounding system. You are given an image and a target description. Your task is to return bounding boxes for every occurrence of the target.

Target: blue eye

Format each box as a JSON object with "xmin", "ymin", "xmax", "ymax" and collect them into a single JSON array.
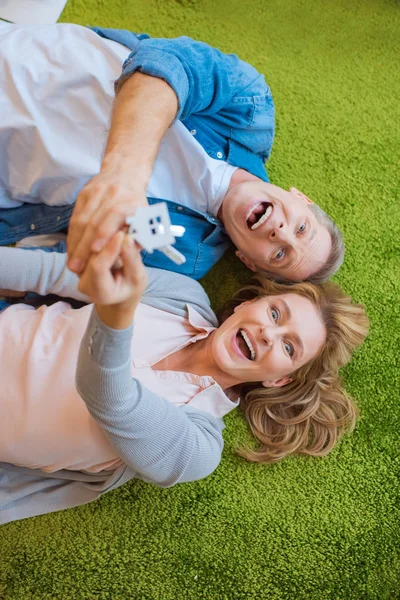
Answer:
[
  {"xmin": 275, "ymin": 248, "xmax": 284, "ymax": 260},
  {"xmin": 284, "ymin": 342, "xmax": 294, "ymax": 357},
  {"xmin": 297, "ymin": 223, "xmax": 306, "ymax": 234},
  {"xmin": 271, "ymin": 308, "xmax": 279, "ymax": 322}
]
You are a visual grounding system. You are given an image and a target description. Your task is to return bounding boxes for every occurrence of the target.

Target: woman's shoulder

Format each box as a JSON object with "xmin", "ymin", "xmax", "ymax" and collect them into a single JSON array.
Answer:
[{"xmin": 142, "ymin": 268, "xmax": 218, "ymax": 326}]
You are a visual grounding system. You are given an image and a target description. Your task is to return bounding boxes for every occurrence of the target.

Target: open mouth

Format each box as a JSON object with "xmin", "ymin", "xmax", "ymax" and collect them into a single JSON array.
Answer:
[
  {"xmin": 236, "ymin": 329, "xmax": 256, "ymax": 361},
  {"xmin": 246, "ymin": 202, "xmax": 273, "ymax": 230}
]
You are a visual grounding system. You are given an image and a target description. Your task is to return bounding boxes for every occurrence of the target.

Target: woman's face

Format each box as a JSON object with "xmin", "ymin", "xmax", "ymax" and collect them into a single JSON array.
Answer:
[{"xmin": 211, "ymin": 293, "xmax": 326, "ymax": 388}]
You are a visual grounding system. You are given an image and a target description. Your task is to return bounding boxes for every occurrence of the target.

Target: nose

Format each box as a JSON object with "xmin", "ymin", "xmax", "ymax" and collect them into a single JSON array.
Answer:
[
  {"xmin": 260, "ymin": 325, "xmax": 275, "ymax": 347},
  {"xmin": 269, "ymin": 221, "xmax": 290, "ymax": 242}
]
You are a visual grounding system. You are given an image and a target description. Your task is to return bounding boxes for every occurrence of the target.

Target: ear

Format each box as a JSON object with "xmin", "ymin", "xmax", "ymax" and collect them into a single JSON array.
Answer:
[
  {"xmin": 290, "ymin": 187, "xmax": 313, "ymax": 205},
  {"xmin": 262, "ymin": 376, "xmax": 292, "ymax": 388},
  {"xmin": 235, "ymin": 250, "xmax": 257, "ymax": 272}
]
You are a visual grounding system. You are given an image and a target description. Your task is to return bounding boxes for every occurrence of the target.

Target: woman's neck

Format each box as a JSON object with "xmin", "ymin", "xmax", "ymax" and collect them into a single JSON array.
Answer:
[{"xmin": 153, "ymin": 333, "xmax": 239, "ymax": 390}]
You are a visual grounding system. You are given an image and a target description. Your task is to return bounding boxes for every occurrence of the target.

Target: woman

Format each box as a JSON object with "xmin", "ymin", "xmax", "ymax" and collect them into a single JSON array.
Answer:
[{"xmin": 0, "ymin": 236, "xmax": 368, "ymax": 523}]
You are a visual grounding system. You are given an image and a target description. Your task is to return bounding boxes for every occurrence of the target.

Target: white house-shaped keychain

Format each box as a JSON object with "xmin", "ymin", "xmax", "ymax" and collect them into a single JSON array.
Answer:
[{"xmin": 125, "ymin": 203, "xmax": 186, "ymax": 265}]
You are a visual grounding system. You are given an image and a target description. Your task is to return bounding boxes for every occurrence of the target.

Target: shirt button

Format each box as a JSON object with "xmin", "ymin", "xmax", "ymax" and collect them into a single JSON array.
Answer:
[
  {"xmin": 216, "ymin": 151, "xmax": 223, "ymax": 159},
  {"xmin": 57, "ymin": 216, "xmax": 61, "ymax": 222},
  {"xmin": 190, "ymin": 129, "xmax": 197, "ymax": 135},
  {"xmin": 30, "ymin": 224, "xmax": 36, "ymax": 230},
  {"xmin": 177, "ymin": 206, "xmax": 183, "ymax": 211}
]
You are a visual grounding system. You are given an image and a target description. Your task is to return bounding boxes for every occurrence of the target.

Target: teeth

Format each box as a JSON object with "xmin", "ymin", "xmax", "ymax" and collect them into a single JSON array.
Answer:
[
  {"xmin": 251, "ymin": 205, "xmax": 273, "ymax": 230},
  {"xmin": 240, "ymin": 329, "xmax": 256, "ymax": 361},
  {"xmin": 245, "ymin": 202, "xmax": 263, "ymax": 222}
]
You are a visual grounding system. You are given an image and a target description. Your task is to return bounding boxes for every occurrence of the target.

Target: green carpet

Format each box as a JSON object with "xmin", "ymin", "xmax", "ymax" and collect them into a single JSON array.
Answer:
[{"xmin": 1, "ymin": 1, "xmax": 399, "ymax": 598}]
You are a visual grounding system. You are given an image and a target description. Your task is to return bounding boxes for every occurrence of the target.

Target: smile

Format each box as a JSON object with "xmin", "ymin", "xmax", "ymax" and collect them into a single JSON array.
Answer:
[
  {"xmin": 234, "ymin": 329, "xmax": 256, "ymax": 361},
  {"xmin": 246, "ymin": 202, "xmax": 273, "ymax": 231}
]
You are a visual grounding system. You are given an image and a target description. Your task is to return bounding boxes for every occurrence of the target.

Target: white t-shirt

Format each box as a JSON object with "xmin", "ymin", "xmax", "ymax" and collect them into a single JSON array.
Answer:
[{"xmin": 0, "ymin": 22, "xmax": 236, "ymax": 216}]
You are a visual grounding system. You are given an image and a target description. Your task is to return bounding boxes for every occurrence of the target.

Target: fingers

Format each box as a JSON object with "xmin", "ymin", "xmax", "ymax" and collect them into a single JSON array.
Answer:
[
  {"xmin": 68, "ymin": 202, "xmax": 135, "ymax": 273},
  {"xmin": 120, "ymin": 233, "xmax": 135, "ymax": 260},
  {"xmin": 77, "ymin": 232, "xmax": 147, "ymax": 307},
  {"xmin": 90, "ymin": 231, "xmax": 125, "ymax": 273},
  {"xmin": 120, "ymin": 235, "xmax": 148, "ymax": 291},
  {"xmin": 67, "ymin": 185, "xmax": 103, "ymax": 265},
  {"xmin": 91, "ymin": 202, "xmax": 136, "ymax": 252},
  {"xmin": 120, "ymin": 235, "xmax": 141, "ymax": 276},
  {"xmin": 67, "ymin": 169, "xmax": 149, "ymax": 275},
  {"xmin": 67, "ymin": 180, "xmax": 132, "ymax": 274},
  {"xmin": 77, "ymin": 232, "xmax": 124, "ymax": 302}
]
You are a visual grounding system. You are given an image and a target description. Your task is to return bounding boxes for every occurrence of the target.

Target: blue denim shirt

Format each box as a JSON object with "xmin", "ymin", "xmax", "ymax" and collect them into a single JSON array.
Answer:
[
  {"xmin": 144, "ymin": 199, "xmax": 231, "ymax": 279},
  {"xmin": 0, "ymin": 27, "xmax": 274, "ymax": 279}
]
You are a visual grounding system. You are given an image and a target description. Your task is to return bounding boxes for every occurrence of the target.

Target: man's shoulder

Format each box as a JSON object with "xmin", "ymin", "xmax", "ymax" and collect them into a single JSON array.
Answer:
[{"xmin": 90, "ymin": 26, "xmax": 149, "ymax": 51}]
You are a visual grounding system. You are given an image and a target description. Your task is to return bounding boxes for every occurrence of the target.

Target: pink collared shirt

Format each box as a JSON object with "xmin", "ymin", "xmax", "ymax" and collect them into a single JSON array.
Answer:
[{"xmin": 0, "ymin": 301, "xmax": 238, "ymax": 473}]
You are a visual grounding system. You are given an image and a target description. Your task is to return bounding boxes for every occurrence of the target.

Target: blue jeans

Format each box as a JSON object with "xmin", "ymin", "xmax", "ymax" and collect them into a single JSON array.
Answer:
[
  {"xmin": 33, "ymin": 239, "xmax": 67, "ymax": 254},
  {"xmin": 7, "ymin": 207, "xmax": 230, "ymax": 280},
  {"xmin": 0, "ymin": 300, "xmax": 11, "ymax": 313}
]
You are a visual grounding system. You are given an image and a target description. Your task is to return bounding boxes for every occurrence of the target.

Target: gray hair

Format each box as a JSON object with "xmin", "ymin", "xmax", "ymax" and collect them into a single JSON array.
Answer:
[
  {"xmin": 307, "ymin": 204, "xmax": 345, "ymax": 283},
  {"xmin": 257, "ymin": 203, "xmax": 345, "ymax": 284}
]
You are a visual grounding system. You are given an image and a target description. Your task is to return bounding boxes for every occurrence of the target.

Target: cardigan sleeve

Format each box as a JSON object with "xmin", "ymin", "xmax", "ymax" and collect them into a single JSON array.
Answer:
[
  {"xmin": 0, "ymin": 246, "xmax": 90, "ymax": 302},
  {"xmin": 0, "ymin": 248, "xmax": 218, "ymax": 326},
  {"xmin": 75, "ymin": 306, "xmax": 224, "ymax": 487}
]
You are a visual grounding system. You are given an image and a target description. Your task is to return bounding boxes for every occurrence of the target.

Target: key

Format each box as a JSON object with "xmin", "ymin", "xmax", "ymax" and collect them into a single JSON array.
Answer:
[{"xmin": 158, "ymin": 244, "xmax": 186, "ymax": 265}]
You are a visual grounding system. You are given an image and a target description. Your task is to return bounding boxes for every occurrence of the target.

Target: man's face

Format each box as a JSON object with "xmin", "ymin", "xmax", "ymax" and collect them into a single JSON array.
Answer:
[{"xmin": 220, "ymin": 181, "xmax": 332, "ymax": 281}]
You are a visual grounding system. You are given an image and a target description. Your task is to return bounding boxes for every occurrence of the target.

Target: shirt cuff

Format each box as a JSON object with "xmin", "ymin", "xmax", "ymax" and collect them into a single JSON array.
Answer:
[
  {"xmin": 115, "ymin": 48, "xmax": 189, "ymax": 121},
  {"xmin": 85, "ymin": 306, "xmax": 134, "ymax": 369}
]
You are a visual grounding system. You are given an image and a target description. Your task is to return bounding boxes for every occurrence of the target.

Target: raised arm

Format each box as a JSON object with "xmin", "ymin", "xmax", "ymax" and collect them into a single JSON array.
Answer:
[
  {"xmin": 67, "ymin": 71, "xmax": 178, "ymax": 274},
  {"xmin": 67, "ymin": 34, "xmax": 274, "ymax": 274},
  {"xmin": 76, "ymin": 233, "xmax": 223, "ymax": 486},
  {"xmin": 76, "ymin": 307, "xmax": 224, "ymax": 486}
]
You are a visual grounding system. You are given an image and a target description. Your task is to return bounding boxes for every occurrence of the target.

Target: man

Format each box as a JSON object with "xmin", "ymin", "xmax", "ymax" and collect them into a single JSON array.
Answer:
[{"xmin": 0, "ymin": 22, "xmax": 343, "ymax": 282}]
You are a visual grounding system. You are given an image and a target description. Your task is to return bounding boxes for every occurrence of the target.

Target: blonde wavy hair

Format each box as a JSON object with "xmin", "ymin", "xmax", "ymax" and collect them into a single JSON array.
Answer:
[{"xmin": 219, "ymin": 277, "xmax": 369, "ymax": 463}]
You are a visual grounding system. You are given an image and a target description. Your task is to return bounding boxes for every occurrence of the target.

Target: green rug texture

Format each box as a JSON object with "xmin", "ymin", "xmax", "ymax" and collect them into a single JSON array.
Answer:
[{"xmin": 1, "ymin": 1, "xmax": 399, "ymax": 598}]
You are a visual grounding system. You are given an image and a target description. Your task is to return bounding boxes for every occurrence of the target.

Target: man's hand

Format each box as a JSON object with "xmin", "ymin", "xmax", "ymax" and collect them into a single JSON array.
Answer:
[
  {"xmin": 67, "ymin": 167, "xmax": 147, "ymax": 274},
  {"xmin": 66, "ymin": 72, "xmax": 178, "ymax": 276}
]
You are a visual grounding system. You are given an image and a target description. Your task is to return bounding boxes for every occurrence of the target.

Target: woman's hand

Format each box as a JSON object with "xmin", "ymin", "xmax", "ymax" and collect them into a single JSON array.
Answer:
[{"xmin": 78, "ymin": 232, "xmax": 148, "ymax": 329}]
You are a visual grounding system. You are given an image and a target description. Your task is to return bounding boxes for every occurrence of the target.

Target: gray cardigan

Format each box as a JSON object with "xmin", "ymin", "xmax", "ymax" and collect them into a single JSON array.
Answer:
[{"xmin": 0, "ymin": 248, "xmax": 225, "ymax": 524}]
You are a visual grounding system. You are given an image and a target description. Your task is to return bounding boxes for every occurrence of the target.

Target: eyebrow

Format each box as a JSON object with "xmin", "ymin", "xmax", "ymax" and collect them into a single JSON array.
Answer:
[
  {"xmin": 280, "ymin": 299, "xmax": 304, "ymax": 360},
  {"xmin": 308, "ymin": 227, "xmax": 317, "ymax": 244}
]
